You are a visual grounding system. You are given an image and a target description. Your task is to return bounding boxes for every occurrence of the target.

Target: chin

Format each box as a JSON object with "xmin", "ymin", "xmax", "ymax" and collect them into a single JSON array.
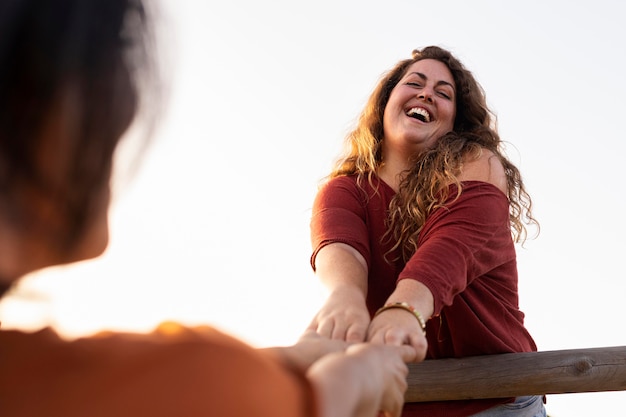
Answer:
[
  {"xmin": 76, "ymin": 191, "xmax": 112, "ymax": 262},
  {"xmin": 65, "ymin": 217, "xmax": 111, "ymax": 264},
  {"xmin": 83, "ymin": 225, "xmax": 110, "ymax": 261}
]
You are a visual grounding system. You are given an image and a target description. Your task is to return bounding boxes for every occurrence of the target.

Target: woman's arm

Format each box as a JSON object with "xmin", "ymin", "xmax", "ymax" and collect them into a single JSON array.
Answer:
[
  {"xmin": 308, "ymin": 243, "xmax": 371, "ymax": 343},
  {"xmin": 260, "ymin": 330, "xmax": 350, "ymax": 373},
  {"xmin": 368, "ymin": 149, "xmax": 508, "ymax": 355}
]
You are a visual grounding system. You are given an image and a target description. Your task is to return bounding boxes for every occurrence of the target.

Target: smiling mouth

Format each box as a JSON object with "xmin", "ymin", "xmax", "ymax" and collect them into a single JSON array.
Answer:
[{"xmin": 406, "ymin": 107, "xmax": 431, "ymax": 123}]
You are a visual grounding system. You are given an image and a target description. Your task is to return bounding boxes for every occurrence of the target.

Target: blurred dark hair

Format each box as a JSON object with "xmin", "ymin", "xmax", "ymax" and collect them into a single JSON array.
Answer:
[{"xmin": 0, "ymin": 0, "xmax": 156, "ymax": 248}]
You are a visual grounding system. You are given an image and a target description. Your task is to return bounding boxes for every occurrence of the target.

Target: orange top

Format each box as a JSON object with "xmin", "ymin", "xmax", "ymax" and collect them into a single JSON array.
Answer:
[{"xmin": 0, "ymin": 323, "xmax": 318, "ymax": 417}]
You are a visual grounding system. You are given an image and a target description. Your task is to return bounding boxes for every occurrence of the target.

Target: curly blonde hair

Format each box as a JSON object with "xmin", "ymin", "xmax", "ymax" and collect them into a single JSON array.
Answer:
[{"xmin": 326, "ymin": 46, "xmax": 538, "ymax": 261}]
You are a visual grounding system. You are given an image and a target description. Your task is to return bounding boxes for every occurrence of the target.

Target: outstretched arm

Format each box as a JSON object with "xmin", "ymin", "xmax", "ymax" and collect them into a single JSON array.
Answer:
[
  {"xmin": 261, "ymin": 330, "xmax": 351, "ymax": 373},
  {"xmin": 308, "ymin": 243, "xmax": 371, "ymax": 343},
  {"xmin": 368, "ymin": 148, "xmax": 508, "ymax": 356}
]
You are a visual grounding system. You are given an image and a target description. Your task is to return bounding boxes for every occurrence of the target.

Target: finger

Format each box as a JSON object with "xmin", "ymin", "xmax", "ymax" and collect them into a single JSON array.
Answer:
[
  {"xmin": 391, "ymin": 366, "xmax": 410, "ymax": 416},
  {"xmin": 369, "ymin": 324, "xmax": 406, "ymax": 346},
  {"xmin": 397, "ymin": 344, "xmax": 419, "ymax": 363},
  {"xmin": 366, "ymin": 327, "xmax": 386, "ymax": 345},
  {"xmin": 314, "ymin": 319, "xmax": 336, "ymax": 339},
  {"xmin": 345, "ymin": 322, "xmax": 368, "ymax": 343},
  {"xmin": 298, "ymin": 329, "xmax": 319, "ymax": 342},
  {"xmin": 305, "ymin": 317, "xmax": 319, "ymax": 332},
  {"xmin": 382, "ymin": 329, "xmax": 406, "ymax": 347},
  {"xmin": 407, "ymin": 332, "xmax": 428, "ymax": 362},
  {"xmin": 332, "ymin": 326, "xmax": 350, "ymax": 340},
  {"xmin": 381, "ymin": 385, "xmax": 405, "ymax": 417}
]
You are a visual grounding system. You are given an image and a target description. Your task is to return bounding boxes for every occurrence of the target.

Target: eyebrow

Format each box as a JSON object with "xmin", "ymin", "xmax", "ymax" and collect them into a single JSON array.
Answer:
[{"xmin": 410, "ymin": 71, "xmax": 456, "ymax": 91}]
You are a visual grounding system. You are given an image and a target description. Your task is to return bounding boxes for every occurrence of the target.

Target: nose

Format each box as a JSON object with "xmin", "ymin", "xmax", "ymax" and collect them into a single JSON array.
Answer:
[{"xmin": 418, "ymin": 90, "xmax": 433, "ymax": 103}]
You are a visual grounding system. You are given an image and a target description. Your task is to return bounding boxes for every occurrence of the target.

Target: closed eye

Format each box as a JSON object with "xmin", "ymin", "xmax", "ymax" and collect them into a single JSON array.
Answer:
[{"xmin": 407, "ymin": 82, "xmax": 452, "ymax": 100}]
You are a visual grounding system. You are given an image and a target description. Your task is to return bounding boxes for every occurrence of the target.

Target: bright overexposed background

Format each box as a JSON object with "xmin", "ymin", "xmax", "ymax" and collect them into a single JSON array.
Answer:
[{"xmin": 2, "ymin": 0, "xmax": 625, "ymax": 415}]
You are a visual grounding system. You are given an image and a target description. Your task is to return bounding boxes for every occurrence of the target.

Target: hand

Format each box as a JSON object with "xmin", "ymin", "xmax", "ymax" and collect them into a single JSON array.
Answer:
[
  {"xmin": 367, "ymin": 308, "xmax": 428, "ymax": 363},
  {"xmin": 260, "ymin": 330, "xmax": 350, "ymax": 373},
  {"xmin": 346, "ymin": 343, "xmax": 416, "ymax": 417},
  {"xmin": 307, "ymin": 342, "xmax": 417, "ymax": 417},
  {"xmin": 307, "ymin": 286, "xmax": 371, "ymax": 343},
  {"xmin": 289, "ymin": 330, "xmax": 353, "ymax": 372}
]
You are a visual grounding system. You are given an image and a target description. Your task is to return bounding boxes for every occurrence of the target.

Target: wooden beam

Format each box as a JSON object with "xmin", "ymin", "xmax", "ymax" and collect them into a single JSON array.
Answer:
[{"xmin": 406, "ymin": 346, "xmax": 626, "ymax": 402}]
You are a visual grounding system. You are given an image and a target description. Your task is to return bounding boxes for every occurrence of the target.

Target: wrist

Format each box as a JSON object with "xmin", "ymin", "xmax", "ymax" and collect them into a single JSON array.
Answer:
[
  {"xmin": 391, "ymin": 278, "xmax": 435, "ymax": 319},
  {"xmin": 374, "ymin": 302, "xmax": 427, "ymax": 335}
]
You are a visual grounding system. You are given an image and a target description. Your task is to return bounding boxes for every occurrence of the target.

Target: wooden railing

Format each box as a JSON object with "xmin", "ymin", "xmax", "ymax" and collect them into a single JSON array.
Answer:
[{"xmin": 405, "ymin": 346, "xmax": 626, "ymax": 402}]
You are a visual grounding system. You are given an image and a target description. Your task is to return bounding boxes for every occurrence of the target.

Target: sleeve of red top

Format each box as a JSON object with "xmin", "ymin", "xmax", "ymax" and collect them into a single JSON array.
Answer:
[
  {"xmin": 310, "ymin": 177, "xmax": 371, "ymax": 271},
  {"xmin": 398, "ymin": 181, "xmax": 514, "ymax": 315}
]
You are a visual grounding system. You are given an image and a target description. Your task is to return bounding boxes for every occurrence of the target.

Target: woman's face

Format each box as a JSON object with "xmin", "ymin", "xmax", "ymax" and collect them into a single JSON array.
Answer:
[
  {"xmin": 35, "ymin": 63, "xmax": 136, "ymax": 267},
  {"xmin": 68, "ymin": 63, "xmax": 137, "ymax": 263},
  {"xmin": 382, "ymin": 59, "xmax": 456, "ymax": 156}
]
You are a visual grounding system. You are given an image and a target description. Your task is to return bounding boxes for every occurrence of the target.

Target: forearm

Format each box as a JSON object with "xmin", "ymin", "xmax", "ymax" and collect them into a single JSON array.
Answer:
[
  {"xmin": 259, "ymin": 331, "xmax": 350, "ymax": 373},
  {"xmin": 314, "ymin": 242, "xmax": 368, "ymax": 296},
  {"xmin": 311, "ymin": 243, "xmax": 371, "ymax": 342},
  {"xmin": 260, "ymin": 346, "xmax": 308, "ymax": 373}
]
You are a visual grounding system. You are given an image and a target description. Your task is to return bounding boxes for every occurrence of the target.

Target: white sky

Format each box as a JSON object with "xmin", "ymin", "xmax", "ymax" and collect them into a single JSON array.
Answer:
[{"xmin": 2, "ymin": 0, "xmax": 626, "ymax": 415}]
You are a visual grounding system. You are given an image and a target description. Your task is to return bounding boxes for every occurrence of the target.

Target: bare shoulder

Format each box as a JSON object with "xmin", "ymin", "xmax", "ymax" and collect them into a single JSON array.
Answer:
[{"xmin": 457, "ymin": 148, "xmax": 507, "ymax": 194}]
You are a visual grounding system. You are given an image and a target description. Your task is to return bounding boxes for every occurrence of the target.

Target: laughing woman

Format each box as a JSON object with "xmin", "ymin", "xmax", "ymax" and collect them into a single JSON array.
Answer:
[{"xmin": 308, "ymin": 46, "xmax": 545, "ymax": 417}]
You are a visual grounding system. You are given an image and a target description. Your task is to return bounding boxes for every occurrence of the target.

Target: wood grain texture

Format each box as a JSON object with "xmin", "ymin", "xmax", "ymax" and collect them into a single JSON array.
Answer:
[{"xmin": 406, "ymin": 346, "xmax": 626, "ymax": 402}]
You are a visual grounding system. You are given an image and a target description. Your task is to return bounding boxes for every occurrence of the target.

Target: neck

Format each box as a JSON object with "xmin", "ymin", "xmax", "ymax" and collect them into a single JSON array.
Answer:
[
  {"xmin": 378, "ymin": 157, "xmax": 413, "ymax": 193},
  {"xmin": 378, "ymin": 143, "xmax": 418, "ymax": 192}
]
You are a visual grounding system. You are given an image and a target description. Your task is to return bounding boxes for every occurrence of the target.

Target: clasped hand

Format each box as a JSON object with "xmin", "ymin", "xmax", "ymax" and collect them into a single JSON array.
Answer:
[
  {"xmin": 295, "ymin": 330, "xmax": 417, "ymax": 417},
  {"xmin": 304, "ymin": 288, "xmax": 427, "ymax": 417},
  {"xmin": 308, "ymin": 289, "xmax": 428, "ymax": 362}
]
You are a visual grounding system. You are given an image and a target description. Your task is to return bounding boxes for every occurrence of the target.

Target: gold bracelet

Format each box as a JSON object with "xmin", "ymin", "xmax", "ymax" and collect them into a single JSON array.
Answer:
[{"xmin": 374, "ymin": 302, "xmax": 427, "ymax": 335}]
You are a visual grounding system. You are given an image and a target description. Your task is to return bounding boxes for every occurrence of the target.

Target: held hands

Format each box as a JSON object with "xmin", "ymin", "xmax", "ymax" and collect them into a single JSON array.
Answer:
[
  {"xmin": 367, "ymin": 305, "xmax": 428, "ymax": 363},
  {"xmin": 309, "ymin": 287, "xmax": 429, "ymax": 362},
  {"xmin": 268, "ymin": 330, "xmax": 351, "ymax": 373},
  {"xmin": 266, "ymin": 330, "xmax": 416, "ymax": 417},
  {"xmin": 306, "ymin": 340, "xmax": 417, "ymax": 417},
  {"xmin": 305, "ymin": 291, "xmax": 427, "ymax": 416},
  {"xmin": 345, "ymin": 343, "xmax": 417, "ymax": 417},
  {"xmin": 311, "ymin": 279, "xmax": 433, "ymax": 361}
]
